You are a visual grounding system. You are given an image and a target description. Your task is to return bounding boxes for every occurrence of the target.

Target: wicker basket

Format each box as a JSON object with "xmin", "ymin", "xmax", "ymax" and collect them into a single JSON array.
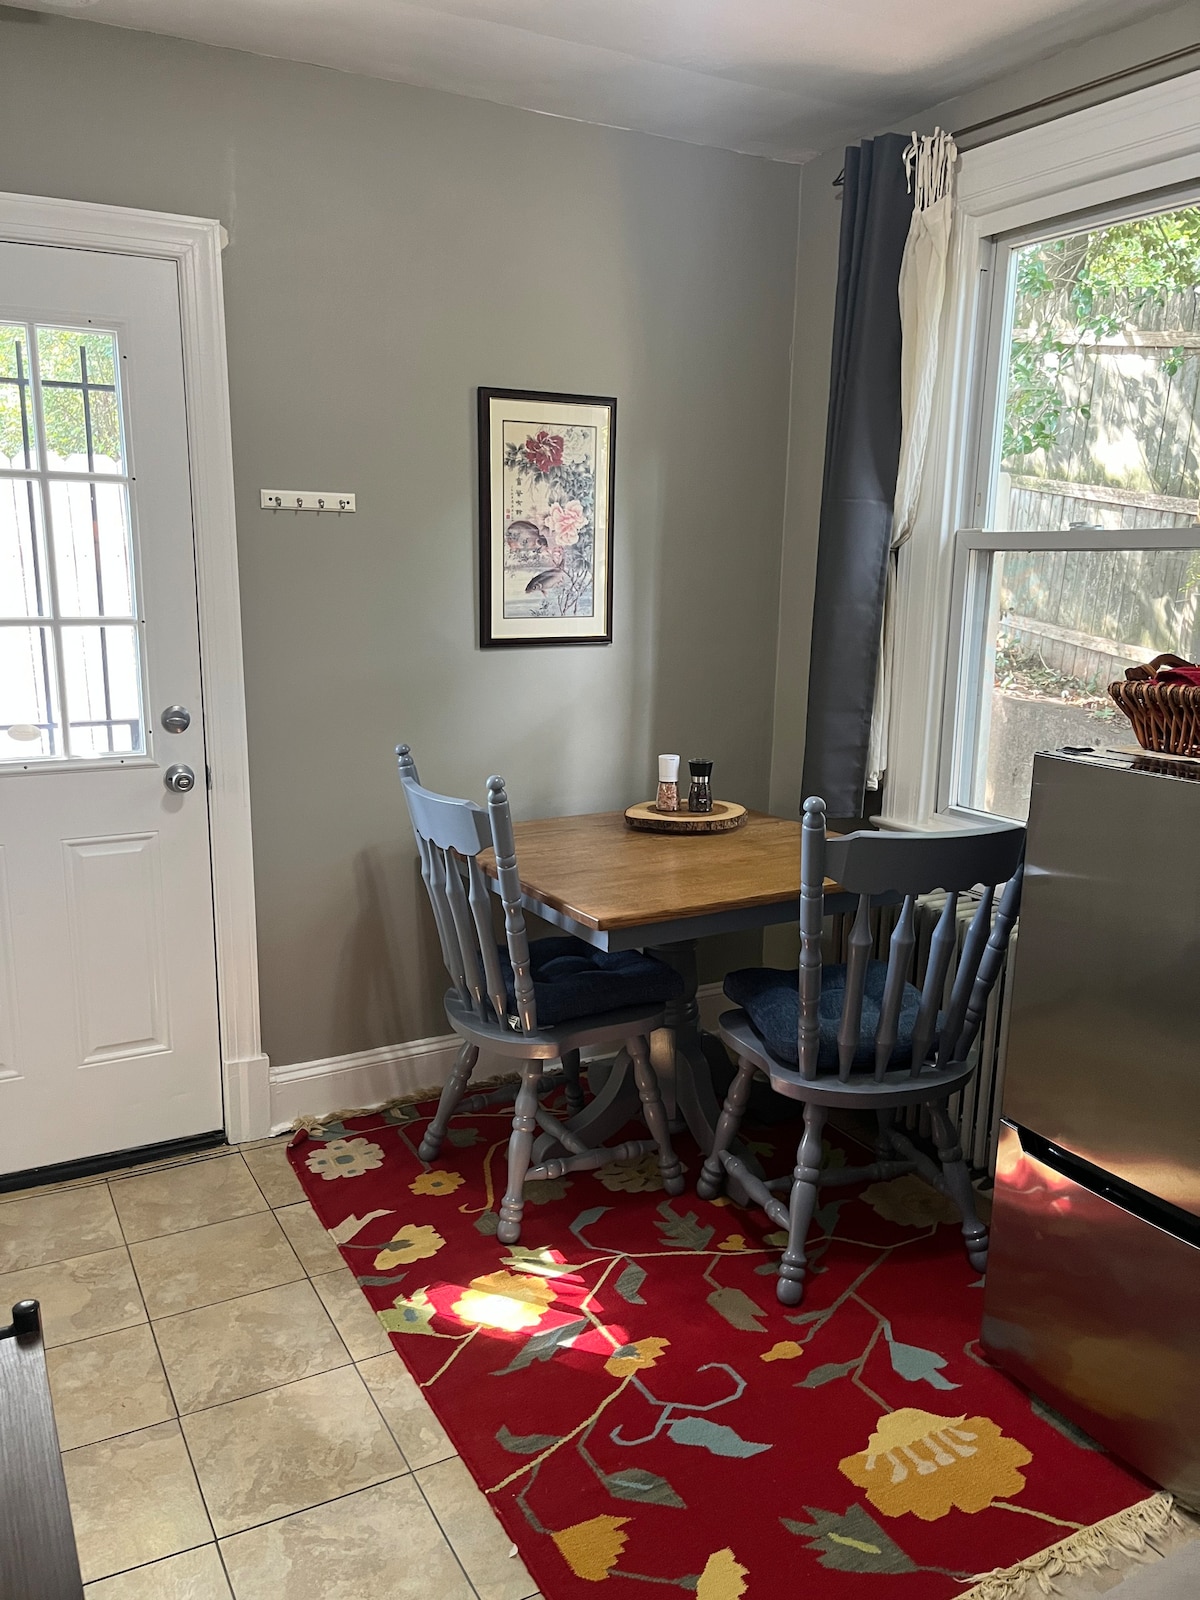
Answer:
[{"xmin": 1108, "ymin": 653, "xmax": 1200, "ymax": 757}]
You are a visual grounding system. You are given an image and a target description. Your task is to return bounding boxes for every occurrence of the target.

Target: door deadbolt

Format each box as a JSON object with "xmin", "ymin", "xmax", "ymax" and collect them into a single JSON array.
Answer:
[
  {"xmin": 164, "ymin": 764, "xmax": 196, "ymax": 793},
  {"xmin": 161, "ymin": 706, "xmax": 191, "ymax": 734}
]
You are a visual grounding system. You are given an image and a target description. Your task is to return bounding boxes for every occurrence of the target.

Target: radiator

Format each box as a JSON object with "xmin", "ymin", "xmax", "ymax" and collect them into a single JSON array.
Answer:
[{"xmin": 824, "ymin": 896, "xmax": 1015, "ymax": 1179}]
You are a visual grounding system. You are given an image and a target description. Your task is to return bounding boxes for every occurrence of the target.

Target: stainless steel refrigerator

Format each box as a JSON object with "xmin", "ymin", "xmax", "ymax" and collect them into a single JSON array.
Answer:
[{"xmin": 982, "ymin": 749, "xmax": 1200, "ymax": 1503}]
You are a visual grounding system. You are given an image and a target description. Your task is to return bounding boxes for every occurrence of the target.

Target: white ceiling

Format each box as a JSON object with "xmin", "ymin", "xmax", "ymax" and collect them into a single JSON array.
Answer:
[{"xmin": 14, "ymin": 0, "xmax": 1178, "ymax": 161}]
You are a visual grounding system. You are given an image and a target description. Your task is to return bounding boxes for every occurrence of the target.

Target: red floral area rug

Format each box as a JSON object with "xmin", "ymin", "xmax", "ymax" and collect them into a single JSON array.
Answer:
[{"xmin": 288, "ymin": 1093, "xmax": 1151, "ymax": 1599}]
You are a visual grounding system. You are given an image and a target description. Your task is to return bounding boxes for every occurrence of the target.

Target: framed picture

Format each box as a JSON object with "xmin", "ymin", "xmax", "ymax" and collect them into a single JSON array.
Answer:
[{"xmin": 478, "ymin": 387, "xmax": 615, "ymax": 648}]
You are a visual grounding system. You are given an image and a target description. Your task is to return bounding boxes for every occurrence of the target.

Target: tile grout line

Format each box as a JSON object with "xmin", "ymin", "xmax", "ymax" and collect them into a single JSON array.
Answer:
[
  {"xmin": 409, "ymin": 1465, "xmax": 487, "ymax": 1600},
  {"xmin": 0, "ymin": 1140, "xmax": 272, "ymax": 1208},
  {"xmin": 1, "ymin": 1140, "xmax": 293, "ymax": 1223},
  {"xmin": 47, "ymin": 1151, "xmax": 487, "ymax": 1593},
  {"xmin": 111, "ymin": 1153, "xmax": 272, "ymax": 1246},
  {"xmin": 79, "ymin": 1537, "xmax": 218, "ymax": 1593},
  {"xmin": 274, "ymin": 1164, "xmax": 496, "ymax": 1594},
  {"xmin": 60, "ymin": 1180, "xmax": 222, "ymax": 1589},
  {"xmin": 351, "ymin": 1353, "xmax": 458, "ymax": 1475},
  {"xmin": 213, "ymin": 1471, "xmax": 412, "ymax": 1547},
  {"xmin": 103, "ymin": 1173, "xmax": 387, "ymax": 1588}
]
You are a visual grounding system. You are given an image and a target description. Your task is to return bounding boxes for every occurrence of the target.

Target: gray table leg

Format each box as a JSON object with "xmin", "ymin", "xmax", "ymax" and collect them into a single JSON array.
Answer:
[{"xmin": 531, "ymin": 1048, "xmax": 637, "ymax": 1163}]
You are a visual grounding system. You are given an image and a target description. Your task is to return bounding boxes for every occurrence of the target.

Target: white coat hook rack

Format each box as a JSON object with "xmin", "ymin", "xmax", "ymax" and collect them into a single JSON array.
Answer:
[{"xmin": 260, "ymin": 490, "xmax": 356, "ymax": 513}]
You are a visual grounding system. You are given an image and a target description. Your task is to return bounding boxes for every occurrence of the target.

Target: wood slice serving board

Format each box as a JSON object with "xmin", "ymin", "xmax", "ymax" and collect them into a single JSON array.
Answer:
[{"xmin": 624, "ymin": 800, "xmax": 747, "ymax": 834}]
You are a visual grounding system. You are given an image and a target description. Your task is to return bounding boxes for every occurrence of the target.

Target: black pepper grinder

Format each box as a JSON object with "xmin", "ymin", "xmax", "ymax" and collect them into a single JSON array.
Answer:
[{"xmin": 687, "ymin": 758, "xmax": 713, "ymax": 814}]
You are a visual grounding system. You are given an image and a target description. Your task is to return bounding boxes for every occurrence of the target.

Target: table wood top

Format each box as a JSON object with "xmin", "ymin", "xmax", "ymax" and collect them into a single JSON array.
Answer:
[{"xmin": 483, "ymin": 808, "xmax": 802, "ymax": 932}]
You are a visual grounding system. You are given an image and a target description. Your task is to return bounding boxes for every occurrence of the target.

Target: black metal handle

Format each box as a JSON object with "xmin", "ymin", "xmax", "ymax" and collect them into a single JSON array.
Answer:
[{"xmin": 1, "ymin": 1299, "xmax": 41, "ymax": 1340}]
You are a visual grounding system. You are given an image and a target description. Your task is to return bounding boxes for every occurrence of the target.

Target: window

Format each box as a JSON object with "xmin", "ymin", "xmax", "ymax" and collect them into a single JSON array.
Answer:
[
  {"xmin": 945, "ymin": 199, "xmax": 1200, "ymax": 820},
  {"xmin": 0, "ymin": 323, "xmax": 145, "ymax": 762},
  {"xmin": 947, "ymin": 530, "xmax": 1200, "ymax": 819}
]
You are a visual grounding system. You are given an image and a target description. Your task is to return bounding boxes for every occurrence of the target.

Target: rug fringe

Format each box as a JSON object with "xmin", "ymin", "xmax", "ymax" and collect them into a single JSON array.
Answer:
[
  {"xmin": 290, "ymin": 1074, "xmax": 521, "ymax": 1132},
  {"xmin": 962, "ymin": 1492, "xmax": 1189, "ymax": 1598}
]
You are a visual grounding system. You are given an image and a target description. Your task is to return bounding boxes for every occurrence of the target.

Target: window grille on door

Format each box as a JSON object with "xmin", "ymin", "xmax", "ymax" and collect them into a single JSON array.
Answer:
[{"xmin": 0, "ymin": 323, "xmax": 146, "ymax": 763}]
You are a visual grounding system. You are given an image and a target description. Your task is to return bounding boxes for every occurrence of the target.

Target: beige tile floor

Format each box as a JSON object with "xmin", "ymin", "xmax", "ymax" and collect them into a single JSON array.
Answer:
[{"xmin": 0, "ymin": 1142, "xmax": 545, "ymax": 1600}]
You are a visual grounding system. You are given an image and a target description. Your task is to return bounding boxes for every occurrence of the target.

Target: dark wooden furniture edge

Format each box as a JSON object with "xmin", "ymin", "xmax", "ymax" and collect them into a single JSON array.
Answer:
[{"xmin": 1, "ymin": 1300, "xmax": 85, "ymax": 1599}]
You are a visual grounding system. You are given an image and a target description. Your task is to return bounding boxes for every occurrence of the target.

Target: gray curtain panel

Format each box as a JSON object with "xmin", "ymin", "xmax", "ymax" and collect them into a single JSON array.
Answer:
[{"xmin": 801, "ymin": 134, "xmax": 914, "ymax": 816}]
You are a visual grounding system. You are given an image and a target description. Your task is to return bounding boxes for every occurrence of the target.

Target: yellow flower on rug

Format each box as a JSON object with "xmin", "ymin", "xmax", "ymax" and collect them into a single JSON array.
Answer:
[
  {"xmin": 862, "ymin": 1174, "xmax": 960, "ymax": 1228},
  {"xmin": 716, "ymin": 1234, "xmax": 750, "ymax": 1252},
  {"xmin": 696, "ymin": 1547, "xmax": 749, "ymax": 1599},
  {"xmin": 604, "ymin": 1337, "xmax": 669, "ymax": 1377},
  {"xmin": 839, "ymin": 1408, "xmax": 1032, "ymax": 1521},
  {"xmin": 377, "ymin": 1286, "xmax": 437, "ymax": 1336},
  {"xmin": 761, "ymin": 1341, "xmax": 804, "ymax": 1363},
  {"xmin": 452, "ymin": 1269, "xmax": 556, "ymax": 1331},
  {"xmin": 524, "ymin": 1177, "xmax": 570, "ymax": 1204},
  {"xmin": 552, "ymin": 1514, "xmax": 629, "ymax": 1580},
  {"xmin": 595, "ymin": 1153, "xmax": 665, "ymax": 1193},
  {"xmin": 373, "ymin": 1224, "xmax": 445, "ymax": 1270},
  {"xmin": 305, "ymin": 1138, "xmax": 385, "ymax": 1181},
  {"xmin": 410, "ymin": 1169, "xmax": 465, "ymax": 1197}
]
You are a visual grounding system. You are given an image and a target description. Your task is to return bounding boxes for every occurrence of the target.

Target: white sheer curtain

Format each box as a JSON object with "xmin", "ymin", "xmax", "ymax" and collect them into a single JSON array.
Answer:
[{"xmin": 866, "ymin": 128, "xmax": 958, "ymax": 790}]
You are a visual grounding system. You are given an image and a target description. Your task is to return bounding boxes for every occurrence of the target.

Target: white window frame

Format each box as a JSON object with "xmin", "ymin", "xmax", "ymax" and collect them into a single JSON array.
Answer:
[
  {"xmin": 0, "ymin": 191, "xmax": 269, "ymax": 1141},
  {"xmin": 878, "ymin": 69, "xmax": 1200, "ymax": 831},
  {"xmin": 943, "ymin": 527, "xmax": 1200, "ymax": 820}
]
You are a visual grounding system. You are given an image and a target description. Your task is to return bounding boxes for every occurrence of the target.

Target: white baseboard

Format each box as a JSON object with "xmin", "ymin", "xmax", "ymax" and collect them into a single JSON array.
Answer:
[
  {"xmin": 269, "ymin": 1035, "xmax": 464, "ymax": 1134},
  {"xmin": 268, "ymin": 983, "xmax": 728, "ymax": 1134}
]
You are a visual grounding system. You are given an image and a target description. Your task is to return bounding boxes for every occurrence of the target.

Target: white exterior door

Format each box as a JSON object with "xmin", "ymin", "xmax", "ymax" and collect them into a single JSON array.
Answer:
[{"xmin": 0, "ymin": 242, "xmax": 223, "ymax": 1175}]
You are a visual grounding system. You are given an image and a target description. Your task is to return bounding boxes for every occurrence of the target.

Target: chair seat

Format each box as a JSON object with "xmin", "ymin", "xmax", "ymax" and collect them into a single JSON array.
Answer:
[
  {"xmin": 724, "ymin": 960, "xmax": 923, "ymax": 1072},
  {"xmin": 444, "ymin": 989, "xmax": 669, "ymax": 1057},
  {"xmin": 717, "ymin": 1008, "xmax": 973, "ymax": 1109},
  {"xmin": 499, "ymin": 936, "xmax": 684, "ymax": 1027}
]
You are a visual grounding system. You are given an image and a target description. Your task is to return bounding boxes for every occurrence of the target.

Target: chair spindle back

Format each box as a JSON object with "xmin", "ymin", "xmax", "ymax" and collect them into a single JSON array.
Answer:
[
  {"xmin": 397, "ymin": 745, "xmax": 538, "ymax": 1034},
  {"xmin": 798, "ymin": 795, "xmax": 1024, "ymax": 1081}
]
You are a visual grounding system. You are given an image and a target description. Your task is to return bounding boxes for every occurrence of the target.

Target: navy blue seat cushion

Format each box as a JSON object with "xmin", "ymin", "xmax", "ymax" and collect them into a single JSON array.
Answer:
[
  {"xmin": 499, "ymin": 936, "xmax": 684, "ymax": 1027},
  {"xmin": 723, "ymin": 961, "xmax": 923, "ymax": 1072}
]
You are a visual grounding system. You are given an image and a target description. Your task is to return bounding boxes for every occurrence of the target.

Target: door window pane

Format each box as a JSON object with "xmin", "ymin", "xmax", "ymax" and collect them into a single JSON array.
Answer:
[
  {"xmin": 49, "ymin": 479, "xmax": 135, "ymax": 618},
  {"xmin": 0, "ymin": 477, "xmax": 49, "ymax": 618},
  {"xmin": 0, "ymin": 624, "xmax": 60, "ymax": 759},
  {"xmin": 992, "ymin": 203, "xmax": 1200, "ymax": 532},
  {"xmin": 0, "ymin": 323, "xmax": 36, "ymax": 470},
  {"xmin": 0, "ymin": 319, "xmax": 143, "ymax": 764},
  {"xmin": 61, "ymin": 624, "xmax": 144, "ymax": 757},
  {"xmin": 960, "ymin": 546, "xmax": 1191, "ymax": 819},
  {"xmin": 36, "ymin": 328, "xmax": 123, "ymax": 475}
]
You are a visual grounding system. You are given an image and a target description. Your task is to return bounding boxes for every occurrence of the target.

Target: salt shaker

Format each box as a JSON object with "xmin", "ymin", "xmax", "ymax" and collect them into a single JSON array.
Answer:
[
  {"xmin": 688, "ymin": 758, "xmax": 713, "ymax": 814},
  {"xmin": 656, "ymin": 754, "xmax": 680, "ymax": 813}
]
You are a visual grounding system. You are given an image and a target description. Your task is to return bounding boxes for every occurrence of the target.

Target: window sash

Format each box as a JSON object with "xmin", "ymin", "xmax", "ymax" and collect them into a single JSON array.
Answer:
[
  {"xmin": 0, "ymin": 318, "xmax": 147, "ymax": 764},
  {"xmin": 941, "ymin": 526, "xmax": 1200, "ymax": 821},
  {"xmin": 967, "ymin": 183, "xmax": 1200, "ymax": 536}
]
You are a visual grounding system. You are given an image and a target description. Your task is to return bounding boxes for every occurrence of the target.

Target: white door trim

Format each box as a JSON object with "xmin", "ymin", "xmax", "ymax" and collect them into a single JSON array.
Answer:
[{"xmin": 0, "ymin": 190, "xmax": 269, "ymax": 1142}]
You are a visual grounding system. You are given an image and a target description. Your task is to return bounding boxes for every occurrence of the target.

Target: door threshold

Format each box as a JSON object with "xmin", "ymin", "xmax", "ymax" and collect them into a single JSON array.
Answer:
[{"xmin": 0, "ymin": 1131, "xmax": 228, "ymax": 1195}]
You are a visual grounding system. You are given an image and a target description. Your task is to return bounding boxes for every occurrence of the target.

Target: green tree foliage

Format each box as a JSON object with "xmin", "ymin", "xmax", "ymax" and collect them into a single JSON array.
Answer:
[
  {"xmin": 0, "ymin": 326, "xmax": 121, "ymax": 468},
  {"xmin": 1003, "ymin": 206, "xmax": 1200, "ymax": 464}
]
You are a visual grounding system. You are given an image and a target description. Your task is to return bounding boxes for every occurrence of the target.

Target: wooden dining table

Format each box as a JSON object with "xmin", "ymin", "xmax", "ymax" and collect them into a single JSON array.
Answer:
[{"xmin": 483, "ymin": 807, "xmax": 808, "ymax": 1155}]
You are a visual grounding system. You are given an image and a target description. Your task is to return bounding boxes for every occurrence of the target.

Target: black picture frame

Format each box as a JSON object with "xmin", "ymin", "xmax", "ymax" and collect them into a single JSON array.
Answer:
[{"xmin": 478, "ymin": 387, "xmax": 616, "ymax": 648}]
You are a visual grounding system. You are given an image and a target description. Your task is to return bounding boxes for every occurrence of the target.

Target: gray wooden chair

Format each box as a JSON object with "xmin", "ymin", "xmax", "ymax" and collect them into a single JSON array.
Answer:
[
  {"xmin": 697, "ymin": 796, "xmax": 1024, "ymax": 1304},
  {"xmin": 397, "ymin": 746, "xmax": 685, "ymax": 1244}
]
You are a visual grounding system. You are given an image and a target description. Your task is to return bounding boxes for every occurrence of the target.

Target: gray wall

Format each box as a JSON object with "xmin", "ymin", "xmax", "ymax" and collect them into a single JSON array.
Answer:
[
  {"xmin": 768, "ymin": 0, "xmax": 1200, "ymax": 818},
  {"xmin": 0, "ymin": 9, "xmax": 799, "ymax": 1067}
]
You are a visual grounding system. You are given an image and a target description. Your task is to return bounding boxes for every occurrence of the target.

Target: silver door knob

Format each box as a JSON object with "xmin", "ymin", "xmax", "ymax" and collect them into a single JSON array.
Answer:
[
  {"xmin": 161, "ymin": 705, "xmax": 191, "ymax": 734},
  {"xmin": 164, "ymin": 763, "xmax": 196, "ymax": 793}
]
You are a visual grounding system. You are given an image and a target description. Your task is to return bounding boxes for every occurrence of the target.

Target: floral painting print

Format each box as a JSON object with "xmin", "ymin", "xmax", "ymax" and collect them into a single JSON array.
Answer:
[{"xmin": 479, "ymin": 389, "xmax": 615, "ymax": 647}]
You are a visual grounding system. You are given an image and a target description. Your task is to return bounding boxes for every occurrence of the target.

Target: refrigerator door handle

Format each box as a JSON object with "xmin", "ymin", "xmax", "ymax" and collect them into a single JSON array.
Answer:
[{"xmin": 1006, "ymin": 1122, "xmax": 1200, "ymax": 1248}]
